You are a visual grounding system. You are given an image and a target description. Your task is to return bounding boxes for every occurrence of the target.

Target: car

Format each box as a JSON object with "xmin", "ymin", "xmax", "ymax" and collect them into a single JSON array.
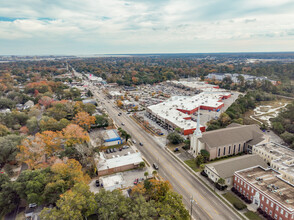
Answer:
[
  {"xmin": 29, "ymin": 203, "xmax": 37, "ymax": 208},
  {"xmin": 133, "ymin": 178, "xmax": 139, "ymax": 185},
  {"xmin": 121, "ymin": 123, "xmax": 125, "ymax": 126},
  {"xmin": 95, "ymin": 180, "xmax": 100, "ymax": 187},
  {"xmin": 119, "ymin": 147, "xmax": 122, "ymax": 151},
  {"xmin": 109, "ymin": 148, "xmax": 113, "ymax": 153},
  {"xmin": 113, "ymin": 148, "xmax": 117, "ymax": 152},
  {"xmin": 139, "ymin": 142, "xmax": 143, "ymax": 146},
  {"xmin": 153, "ymin": 163, "xmax": 159, "ymax": 170},
  {"xmin": 122, "ymin": 145, "xmax": 129, "ymax": 149},
  {"xmin": 132, "ymin": 140, "xmax": 136, "ymax": 144},
  {"xmin": 106, "ymin": 149, "xmax": 110, "ymax": 154},
  {"xmin": 174, "ymin": 148, "xmax": 179, "ymax": 152}
]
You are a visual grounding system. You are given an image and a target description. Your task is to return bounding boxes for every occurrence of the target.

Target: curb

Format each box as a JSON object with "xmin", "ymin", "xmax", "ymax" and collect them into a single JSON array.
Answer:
[{"xmin": 165, "ymin": 147, "xmax": 247, "ymax": 220}]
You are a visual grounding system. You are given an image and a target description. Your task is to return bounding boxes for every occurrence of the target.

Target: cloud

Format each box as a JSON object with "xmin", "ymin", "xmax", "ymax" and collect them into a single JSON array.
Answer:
[{"xmin": 0, "ymin": 0, "xmax": 294, "ymax": 54}]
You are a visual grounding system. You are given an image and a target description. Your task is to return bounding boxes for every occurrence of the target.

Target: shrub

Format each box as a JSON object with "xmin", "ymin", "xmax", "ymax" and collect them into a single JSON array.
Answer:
[
  {"xmin": 233, "ymin": 202, "xmax": 246, "ymax": 210},
  {"xmin": 3, "ymin": 164, "xmax": 14, "ymax": 177}
]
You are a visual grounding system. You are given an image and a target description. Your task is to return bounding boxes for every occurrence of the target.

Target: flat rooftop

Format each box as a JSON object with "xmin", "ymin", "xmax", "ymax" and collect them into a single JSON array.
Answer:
[
  {"xmin": 237, "ymin": 166, "xmax": 294, "ymax": 211},
  {"xmin": 98, "ymin": 152, "xmax": 143, "ymax": 171},
  {"xmin": 100, "ymin": 173, "xmax": 124, "ymax": 187}
]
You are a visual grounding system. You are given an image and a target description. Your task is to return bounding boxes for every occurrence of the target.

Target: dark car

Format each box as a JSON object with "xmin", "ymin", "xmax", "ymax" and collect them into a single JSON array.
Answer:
[
  {"xmin": 174, "ymin": 148, "xmax": 179, "ymax": 152},
  {"xmin": 95, "ymin": 180, "xmax": 100, "ymax": 187},
  {"xmin": 119, "ymin": 147, "xmax": 122, "ymax": 151},
  {"xmin": 109, "ymin": 148, "xmax": 113, "ymax": 153},
  {"xmin": 121, "ymin": 123, "xmax": 125, "ymax": 126},
  {"xmin": 153, "ymin": 163, "xmax": 159, "ymax": 170},
  {"xmin": 139, "ymin": 142, "xmax": 143, "ymax": 146},
  {"xmin": 106, "ymin": 149, "xmax": 110, "ymax": 154}
]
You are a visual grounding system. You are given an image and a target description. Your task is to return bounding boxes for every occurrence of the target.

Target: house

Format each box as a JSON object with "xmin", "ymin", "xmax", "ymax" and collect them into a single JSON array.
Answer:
[
  {"xmin": 103, "ymin": 129, "xmax": 123, "ymax": 146},
  {"xmin": 204, "ymin": 154, "xmax": 268, "ymax": 185},
  {"xmin": 24, "ymin": 100, "xmax": 34, "ymax": 109}
]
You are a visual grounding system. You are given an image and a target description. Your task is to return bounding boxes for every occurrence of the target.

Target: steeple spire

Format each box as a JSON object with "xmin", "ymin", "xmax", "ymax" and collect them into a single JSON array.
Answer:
[{"xmin": 194, "ymin": 110, "xmax": 202, "ymax": 136}]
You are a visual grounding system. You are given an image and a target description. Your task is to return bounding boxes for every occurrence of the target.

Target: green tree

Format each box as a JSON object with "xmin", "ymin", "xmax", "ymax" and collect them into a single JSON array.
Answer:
[
  {"xmin": 40, "ymin": 183, "xmax": 96, "ymax": 220},
  {"xmin": 200, "ymin": 149, "xmax": 210, "ymax": 162},
  {"xmin": 0, "ymin": 174, "xmax": 20, "ymax": 217},
  {"xmin": 95, "ymin": 189, "xmax": 129, "ymax": 219},
  {"xmin": 167, "ymin": 132, "xmax": 184, "ymax": 145},
  {"xmin": 144, "ymin": 172, "xmax": 149, "ymax": 179},
  {"xmin": 127, "ymin": 195, "xmax": 157, "ymax": 220},
  {"xmin": 195, "ymin": 155, "xmax": 204, "ymax": 167},
  {"xmin": 0, "ymin": 134, "xmax": 23, "ymax": 168},
  {"xmin": 26, "ymin": 116, "xmax": 39, "ymax": 134}
]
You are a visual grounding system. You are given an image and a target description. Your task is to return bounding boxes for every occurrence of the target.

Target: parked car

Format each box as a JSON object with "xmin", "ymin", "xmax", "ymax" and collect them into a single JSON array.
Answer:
[
  {"xmin": 109, "ymin": 148, "xmax": 113, "ymax": 153},
  {"xmin": 153, "ymin": 163, "xmax": 159, "ymax": 170},
  {"xmin": 132, "ymin": 140, "xmax": 136, "ymax": 144},
  {"xmin": 106, "ymin": 149, "xmax": 110, "ymax": 154},
  {"xmin": 119, "ymin": 147, "xmax": 122, "ymax": 151},
  {"xmin": 121, "ymin": 123, "xmax": 125, "ymax": 126},
  {"xmin": 29, "ymin": 203, "xmax": 37, "ymax": 208},
  {"xmin": 122, "ymin": 145, "xmax": 129, "ymax": 149},
  {"xmin": 113, "ymin": 148, "xmax": 117, "ymax": 152},
  {"xmin": 174, "ymin": 148, "xmax": 179, "ymax": 152},
  {"xmin": 133, "ymin": 178, "xmax": 139, "ymax": 185},
  {"xmin": 95, "ymin": 180, "xmax": 100, "ymax": 187},
  {"xmin": 139, "ymin": 142, "xmax": 143, "ymax": 146}
]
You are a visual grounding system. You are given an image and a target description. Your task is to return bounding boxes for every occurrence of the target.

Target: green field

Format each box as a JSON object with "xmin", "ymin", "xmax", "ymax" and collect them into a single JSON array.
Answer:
[{"xmin": 244, "ymin": 211, "xmax": 263, "ymax": 220}]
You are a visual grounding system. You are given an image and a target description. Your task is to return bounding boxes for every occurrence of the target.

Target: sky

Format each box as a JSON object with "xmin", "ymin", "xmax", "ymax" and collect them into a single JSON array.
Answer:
[{"xmin": 1, "ymin": 0, "xmax": 294, "ymax": 55}]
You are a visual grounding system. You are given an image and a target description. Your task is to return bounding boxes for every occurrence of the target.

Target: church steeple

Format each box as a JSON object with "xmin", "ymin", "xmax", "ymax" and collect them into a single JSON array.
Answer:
[{"xmin": 194, "ymin": 110, "xmax": 202, "ymax": 137}]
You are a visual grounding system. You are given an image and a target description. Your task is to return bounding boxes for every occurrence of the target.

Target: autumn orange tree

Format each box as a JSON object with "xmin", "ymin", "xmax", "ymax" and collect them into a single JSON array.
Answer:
[
  {"xmin": 51, "ymin": 159, "xmax": 90, "ymax": 187},
  {"xmin": 62, "ymin": 124, "xmax": 90, "ymax": 147},
  {"xmin": 73, "ymin": 112, "xmax": 95, "ymax": 131}
]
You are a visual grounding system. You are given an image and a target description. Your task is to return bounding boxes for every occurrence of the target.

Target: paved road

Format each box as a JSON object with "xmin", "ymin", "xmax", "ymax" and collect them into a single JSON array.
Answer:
[{"xmin": 74, "ymin": 69, "xmax": 241, "ymax": 220}]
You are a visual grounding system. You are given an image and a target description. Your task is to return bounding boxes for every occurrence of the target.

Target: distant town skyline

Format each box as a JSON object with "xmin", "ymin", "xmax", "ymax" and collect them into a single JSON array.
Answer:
[{"xmin": 1, "ymin": 0, "xmax": 294, "ymax": 55}]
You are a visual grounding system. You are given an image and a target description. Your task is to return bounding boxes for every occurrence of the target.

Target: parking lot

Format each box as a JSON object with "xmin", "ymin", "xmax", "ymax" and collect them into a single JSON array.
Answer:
[
  {"xmin": 103, "ymin": 145, "xmax": 135, "ymax": 159},
  {"xmin": 89, "ymin": 166, "xmax": 154, "ymax": 194}
]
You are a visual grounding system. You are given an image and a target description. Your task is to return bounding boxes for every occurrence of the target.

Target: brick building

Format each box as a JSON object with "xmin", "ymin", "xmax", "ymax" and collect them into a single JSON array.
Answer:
[{"xmin": 234, "ymin": 166, "xmax": 294, "ymax": 220}]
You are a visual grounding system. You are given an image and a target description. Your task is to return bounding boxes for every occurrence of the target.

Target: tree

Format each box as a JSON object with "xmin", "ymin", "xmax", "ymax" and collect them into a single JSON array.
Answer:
[
  {"xmin": 144, "ymin": 172, "xmax": 149, "ymax": 179},
  {"xmin": 95, "ymin": 189, "xmax": 129, "ymax": 219},
  {"xmin": 0, "ymin": 173, "xmax": 20, "ymax": 217},
  {"xmin": 40, "ymin": 183, "xmax": 96, "ymax": 220},
  {"xmin": 0, "ymin": 124, "xmax": 9, "ymax": 137},
  {"xmin": 167, "ymin": 132, "xmax": 184, "ymax": 145},
  {"xmin": 200, "ymin": 149, "xmax": 210, "ymax": 162},
  {"xmin": 51, "ymin": 159, "xmax": 90, "ymax": 187},
  {"xmin": 127, "ymin": 195, "xmax": 157, "ymax": 220},
  {"xmin": 95, "ymin": 115, "xmax": 109, "ymax": 128},
  {"xmin": 152, "ymin": 170, "xmax": 157, "ymax": 178},
  {"xmin": 26, "ymin": 116, "xmax": 39, "ymax": 134},
  {"xmin": 73, "ymin": 112, "xmax": 96, "ymax": 131},
  {"xmin": 0, "ymin": 134, "xmax": 23, "ymax": 168},
  {"xmin": 156, "ymin": 191, "xmax": 189, "ymax": 220},
  {"xmin": 195, "ymin": 155, "xmax": 204, "ymax": 167},
  {"xmin": 38, "ymin": 96, "xmax": 53, "ymax": 108},
  {"xmin": 62, "ymin": 124, "xmax": 90, "ymax": 147},
  {"xmin": 139, "ymin": 161, "xmax": 145, "ymax": 169}
]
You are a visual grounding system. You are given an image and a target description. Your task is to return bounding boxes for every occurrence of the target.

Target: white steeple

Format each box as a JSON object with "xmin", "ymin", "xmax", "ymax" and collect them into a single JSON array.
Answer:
[{"xmin": 194, "ymin": 110, "xmax": 202, "ymax": 137}]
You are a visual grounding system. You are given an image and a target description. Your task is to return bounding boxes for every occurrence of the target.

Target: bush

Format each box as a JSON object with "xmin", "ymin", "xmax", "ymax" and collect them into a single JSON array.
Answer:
[
  {"xmin": 231, "ymin": 187, "xmax": 236, "ymax": 192},
  {"xmin": 233, "ymin": 202, "xmax": 246, "ymax": 210}
]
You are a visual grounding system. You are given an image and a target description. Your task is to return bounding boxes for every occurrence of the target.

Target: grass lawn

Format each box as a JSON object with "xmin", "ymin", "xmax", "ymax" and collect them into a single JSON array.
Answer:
[
  {"xmin": 244, "ymin": 211, "xmax": 263, "ymax": 220},
  {"xmin": 184, "ymin": 159, "xmax": 201, "ymax": 172},
  {"xmin": 222, "ymin": 192, "xmax": 245, "ymax": 206}
]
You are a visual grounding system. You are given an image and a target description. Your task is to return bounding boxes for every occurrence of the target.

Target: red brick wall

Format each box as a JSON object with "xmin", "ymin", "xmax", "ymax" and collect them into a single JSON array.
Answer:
[{"xmin": 233, "ymin": 174, "xmax": 292, "ymax": 220}]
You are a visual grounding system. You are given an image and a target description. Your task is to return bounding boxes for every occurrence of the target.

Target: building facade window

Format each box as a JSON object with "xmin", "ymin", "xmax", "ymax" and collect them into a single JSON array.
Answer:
[
  {"xmin": 243, "ymin": 143, "xmax": 246, "ymax": 151},
  {"xmin": 285, "ymin": 212, "xmax": 288, "ymax": 218},
  {"xmin": 274, "ymin": 214, "xmax": 277, "ymax": 219},
  {"xmin": 270, "ymin": 210, "xmax": 272, "ymax": 216},
  {"xmin": 229, "ymin": 146, "xmax": 231, "ymax": 154},
  {"xmin": 261, "ymin": 204, "xmax": 263, "ymax": 208},
  {"xmin": 233, "ymin": 145, "xmax": 236, "ymax": 154},
  {"xmin": 265, "ymin": 207, "xmax": 268, "ymax": 213},
  {"xmin": 271, "ymin": 202, "xmax": 273, "ymax": 208},
  {"xmin": 223, "ymin": 147, "xmax": 226, "ymax": 155},
  {"xmin": 276, "ymin": 206, "xmax": 279, "ymax": 211},
  {"xmin": 238, "ymin": 144, "xmax": 240, "ymax": 152},
  {"xmin": 218, "ymin": 148, "xmax": 220, "ymax": 157},
  {"xmin": 280, "ymin": 209, "xmax": 283, "ymax": 215},
  {"xmin": 262, "ymin": 196, "xmax": 264, "ymax": 201},
  {"xmin": 266, "ymin": 199, "xmax": 269, "ymax": 204}
]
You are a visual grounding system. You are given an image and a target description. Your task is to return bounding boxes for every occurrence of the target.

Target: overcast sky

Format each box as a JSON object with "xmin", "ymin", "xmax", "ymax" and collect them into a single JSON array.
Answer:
[{"xmin": 1, "ymin": 0, "xmax": 294, "ymax": 55}]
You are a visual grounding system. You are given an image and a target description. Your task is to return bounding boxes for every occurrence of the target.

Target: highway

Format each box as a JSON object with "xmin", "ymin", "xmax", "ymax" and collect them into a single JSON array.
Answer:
[{"xmin": 74, "ymin": 70, "xmax": 242, "ymax": 220}]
